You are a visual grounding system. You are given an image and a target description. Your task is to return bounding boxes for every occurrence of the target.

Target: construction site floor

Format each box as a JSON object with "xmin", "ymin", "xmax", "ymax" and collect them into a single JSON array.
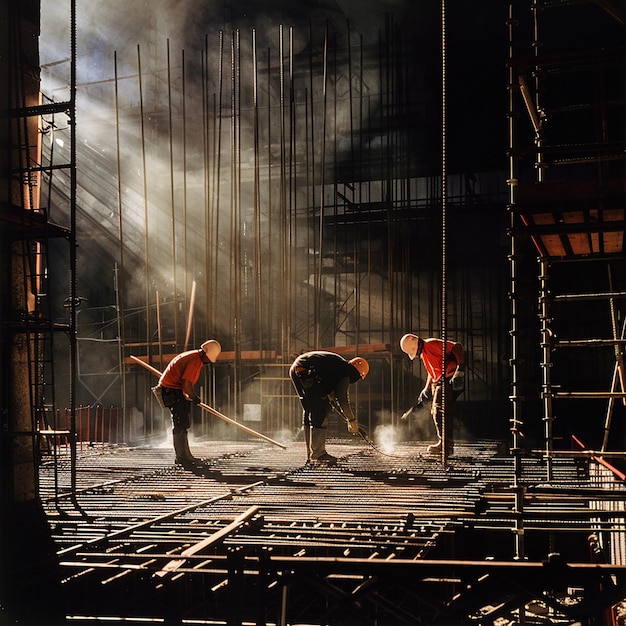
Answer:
[{"xmin": 38, "ymin": 437, "xmax": 626, "ymax": 625}]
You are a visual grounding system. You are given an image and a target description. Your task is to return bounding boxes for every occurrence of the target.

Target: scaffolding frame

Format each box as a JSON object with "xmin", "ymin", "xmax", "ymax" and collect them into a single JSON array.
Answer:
[
  {"xmin": 508, "ymin": 0, "xmax": 626, "ymax": 564},
  {"xmin": 1, "ymin": 0, "xmax": 80, "ymax": 502}
]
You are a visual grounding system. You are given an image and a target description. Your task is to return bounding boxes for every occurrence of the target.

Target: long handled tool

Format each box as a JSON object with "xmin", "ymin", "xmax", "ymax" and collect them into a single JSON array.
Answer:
[
  {"xmin": 327, "ymin": 394, "xmax": 404, "ymax": 459},
  {"xmin": 357, "ymin": 427, "xmax": 406, "ymax": 458},
  {"xmin": 130, "ymin": 354, "xmax": 287, "ymax": 449},
  {"xmin": 400, "ymin": 400, "xmax": 423, "ymax": 421}
]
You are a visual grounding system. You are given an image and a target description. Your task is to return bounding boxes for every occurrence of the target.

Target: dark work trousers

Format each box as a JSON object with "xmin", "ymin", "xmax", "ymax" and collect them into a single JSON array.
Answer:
[
  {"xmin": 290, "ymin": 367, "xmax": 331, "ymax": 429},
  {"xmin": 431, "ymin": 379, "xmax": 459, "ymax": 444},
  {"xmin": 161, "ymin": 387, "xmax": 191, "ymax": 433}
]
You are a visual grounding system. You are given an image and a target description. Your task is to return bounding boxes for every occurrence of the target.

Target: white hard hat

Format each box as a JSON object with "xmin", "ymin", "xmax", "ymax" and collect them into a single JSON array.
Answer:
[
  {"xmin": 201, "ymin": 339, "xmax": 222, "ymax": 363},
  {"xmin": 349, "ymin": 357, "xmax": 369, "ymax": 380},
  {"xmin": 400, "ymin": 333, "xmax": 419, "ymax": 360}
]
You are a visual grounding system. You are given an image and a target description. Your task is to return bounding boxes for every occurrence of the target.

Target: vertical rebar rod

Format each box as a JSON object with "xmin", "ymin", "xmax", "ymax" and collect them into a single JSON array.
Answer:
[
  {"xmin": 68, "ymin": 0, "xmax": 78, "ymax": 497},
  {"xmin": 304, "ymin": 29, "xmax": 313, "ymax": 348},
  {"xmin": 531, "ymin": 3, "xmax": 544, "ymax": 183},
  {"xmin": 377, "ymin": 29, "xmax": 386, "ymax": 339},
  {"xmin": 252, "ymin": 29, "xmax": 263, "ymax": 352},
  {"xmin": 440, "ymin": 0, "xmax": 448, "ymax": 466},
  {"xmin": 287, "ymin": 26, "xmax": 295, "ymax": 361},
  {"xmin": 166, "ymin": 39, "xmax": 179, "ymax": 348},
  {"xmin": 137, "ymin": 44, "xmax": 151, "ymax": 362},
  {"xmin": 113, "ymin": 264, "xmax": 125, "ymax": 439},
  {"xmin": 212, "ymin": 32, "xmax": 225, "ymax": 336},
  {"xmin": 156, "ymin": 290, "xmax": 163, "ymax": 373},
  {"xmin": 386, "ymin": 15, "xmax": 396, "ymax": 357},
  {"xmin": 182, "ymin": 49, "xmax": 189, "ymax": 343},
  {"xmin": 266, "ymin": 48, "xmax": 274, "ymax": 349},
  {"xmin": 113, "ymin": 52, "xmax": 127, "ymax": 441},
  {"xmin": 331, "ymin": 31, "xmax": 339, "ymax": 349},
  {"xmin": 278, "ymin": 24, "xmax": 287, "ymax": 358},
  {"xmin": 184, "ymin": 280, "xmax": 196, "ymax": 352},
  {"xmin": 362, "ymin": 40, "xmax": 372, "ymax": 350},
  {"xmin": 315, "ymin": 25, "xmax": 328, "ymax": 347},
  {"xmin": 602, "ymin": 265, "xmax": 626, "ymax": 452},
  {"xmin": 235, "ymin": 29, "xmax": 242, "ymax": 417},
  {"xmin": 201, "ymin": 39, "xmax": 210, "ymax": 337},
  {"xmin": 346, "ymin": 21, "xmax": 362, "ymax": 356},
  {"xmin": 304, "ymin": 86, "xmax": 312, "ymax": 348},
  {"xmin": 228, "ymin": 31, "xmax": 237, "ymax": 413}
]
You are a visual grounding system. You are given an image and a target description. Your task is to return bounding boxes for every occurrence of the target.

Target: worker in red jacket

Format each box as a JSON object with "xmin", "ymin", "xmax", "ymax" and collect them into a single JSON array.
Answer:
[
  {"xmin": 400, "ymin": 334, "xmax": 464, "ymax": 455},
  {"xmin": 290, "ymin": 351, "xmax": 369, "ymax": 465},
  {"xmin": 157, "ymin": 340, "xmax": 221, "ymax": 468}
]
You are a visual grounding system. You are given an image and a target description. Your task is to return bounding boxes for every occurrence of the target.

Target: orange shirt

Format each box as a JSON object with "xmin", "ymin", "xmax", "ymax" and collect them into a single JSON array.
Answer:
[
  {"xmin": 159, "ymin": 350, "xmax": 205, "ymax": 390},
  {"xmin": 420, "ymin": 339, "xmax": 463, "ymax": 383}
]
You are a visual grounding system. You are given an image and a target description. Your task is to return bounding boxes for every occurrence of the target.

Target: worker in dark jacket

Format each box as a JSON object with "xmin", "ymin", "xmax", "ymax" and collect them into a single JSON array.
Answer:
[
  {"xmin": 157, "ymin": 340, "xmax": 221, "ymax": 468},
  {"xmin": 289, "ymin": 351, "xmax": 369, "ymax": 465}
]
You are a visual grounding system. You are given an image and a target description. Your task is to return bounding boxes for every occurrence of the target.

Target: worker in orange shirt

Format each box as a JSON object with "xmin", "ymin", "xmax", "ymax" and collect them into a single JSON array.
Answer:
[
  {"xmin": 400, "ymin": 334, "xmax": 464, "ymax": 455},
  {"xmin": 156, "ymin": 340, "xmax": 221, "ymax": 468}
]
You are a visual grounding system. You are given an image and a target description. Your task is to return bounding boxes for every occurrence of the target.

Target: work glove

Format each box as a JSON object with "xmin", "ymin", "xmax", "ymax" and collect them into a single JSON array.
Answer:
[
  {"xmin": 450, "ymin": 370, "xmax": 465, "ymax": 392},
  {"xmin": 418, "ymin": 389, "xmax": 430, "ymax": 404},
  {"xmin": 347, "ymin": 419, "xmax": 359, "ymax": 435}
]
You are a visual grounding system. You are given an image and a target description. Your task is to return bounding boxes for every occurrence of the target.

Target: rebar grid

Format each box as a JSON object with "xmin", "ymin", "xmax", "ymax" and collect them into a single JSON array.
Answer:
[{"xmin": 39, "ymin": 438, "xmax": 626, "ymax": 625}]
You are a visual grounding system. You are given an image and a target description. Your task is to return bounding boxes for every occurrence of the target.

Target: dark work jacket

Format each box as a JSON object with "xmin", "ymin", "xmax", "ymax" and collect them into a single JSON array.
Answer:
[
  {"xmin": 293, "ymin": 351, "xmax": 360, "ymax": 390},
  {"xmin": 292, "ymin": 351, "xmax": 361, "ymax": 421}
]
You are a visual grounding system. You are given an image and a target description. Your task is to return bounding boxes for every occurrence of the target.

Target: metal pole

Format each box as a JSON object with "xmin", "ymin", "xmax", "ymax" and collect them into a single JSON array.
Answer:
[
  {"xmin": 201, "ymin": 39, "xmax": 210, "ymax": 338},
  {"xmin": 181, "ymin": 48, "xmax": 189, "ymax": 343},
  {"xmin": 507, "ymin": 2, "xmax": 526, "ymax": 571},
  {"xmin": 155, "ymin": 290, "xmax": 163, "ymax": 372},
  {"xmin": 266, "ymin": 48, "xmax": 274, "ymax": 348},
  {"xmin": 531, "ymin": 3, "xmax": 544, "ymax": 182},
  {"xmin": 184, "ymin": 280, "xmax": 196, "ymax": 352},
  {"xmin": 440, "ymin": 0, "xmax": 448, "ymax": 466},
  {"xmin": 230, "ymin": 30, "xmax": 241, "ymax": 419},
  {"xmin": 137, "ymin": 44, "xmax": 151, "ymax": 362},
  {"xmin": 69, "ymin": 0, "xmax": 78, "ymax": 497},
  {"xmin": 113, "ymin": 264, "xmax": 125, "ymax": 441},
  {"xmin": 252, "ymin": 29, "xmax": 263, "ymax": 352},
  {"xmin": 213, "ymin": 32, "xmax": 225, "ymax": 336},
  {"xmin": 539, "ymin": 258, "xmax": 553, "ymax": 480},
  {"xmin": 602, "ymin": 265, "xmax": 626, "ymax": 452},
  {"xmin": 278, "ymin": 24, "xmax": 287, "ymax": 358},
  {"xmin": 287, "ymin": 25, "xmax": 295, "ymax": 362},
  {"xmin": 315, "ymin": 26, "xmax": 328, "ymax": 347},
  {"xmin": 166, "ymin": 39, "xmax": 179, "ymax": 348},
  {"xmin": 308, "ymin": 23, "xmax": 316, "ymax": 348},
  {"xmin": 113, "ymin": 52, "xmax": 127, "ymax": 442}
]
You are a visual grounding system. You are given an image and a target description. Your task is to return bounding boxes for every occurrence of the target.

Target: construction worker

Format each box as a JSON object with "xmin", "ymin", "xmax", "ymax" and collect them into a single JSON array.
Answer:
[
  {"xmin": 400, "ymin": 333, "xmax": 464, "ymax": 455},
  {"xmin": 156, "ymin": 340, "xmax": 221, "ymax": 468},
  {"xmin": 289, "ymin": 351, "xmax": 369, "ymax": 465}
]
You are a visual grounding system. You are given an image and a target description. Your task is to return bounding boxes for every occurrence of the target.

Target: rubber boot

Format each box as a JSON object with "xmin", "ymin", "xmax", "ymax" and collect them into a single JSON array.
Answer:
[
  {"xmin": 173, "ymin": 431, "xmax": 203, "ymax": 469},
  {"xmin": 446, "ymin": 432, "xmax": 455, "ymax": 456},
  {"xmin": 310, "ymin": 428, "xmax": 337, "ymax": 465},
  {"xmin": 304, "ymin": 425, "xmax": 313, "ymax": 464},
  {"xmin": 427, "ymin": 437, "xmax": 454, "ymax": 456},
  {"xmin": 426, "ymin": 439, "xmax": 442, "ymax": 455}
]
